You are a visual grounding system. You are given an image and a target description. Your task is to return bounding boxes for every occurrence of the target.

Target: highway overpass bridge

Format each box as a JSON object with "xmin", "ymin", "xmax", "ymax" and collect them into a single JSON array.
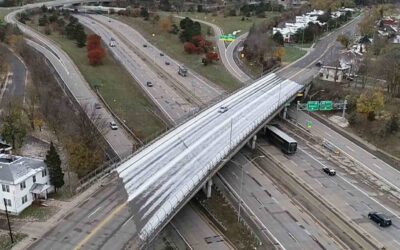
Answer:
[
  {"xmin": 7, "ymin": 1, "xmax": 312, "ymax": 247},
  {"xmin": 117, "ymin": 73, "xmax": 305, "ymax": 245}
]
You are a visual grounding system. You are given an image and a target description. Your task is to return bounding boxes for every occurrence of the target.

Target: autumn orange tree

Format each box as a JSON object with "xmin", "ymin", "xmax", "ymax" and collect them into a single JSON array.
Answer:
[{"xmin": 86, "ymin": 34, "xmax": 105, "ymax": 66}]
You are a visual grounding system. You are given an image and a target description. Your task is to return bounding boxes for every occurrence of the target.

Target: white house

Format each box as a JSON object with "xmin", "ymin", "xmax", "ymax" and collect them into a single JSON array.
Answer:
[
  {"xmin": 319, "ymin": 66, "xmax": 345, "ymax": 82},
  {"xmin": 0, "ymin": 154, "xmax": 53, "ymax": 215}
]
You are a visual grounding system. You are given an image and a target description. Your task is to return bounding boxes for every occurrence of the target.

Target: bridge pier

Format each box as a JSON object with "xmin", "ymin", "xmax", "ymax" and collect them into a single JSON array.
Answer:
[
  {"xmin": 246, "ymin": 135, "xmax": 257, "ymax": 149},
  {"xmin": 207, "ymin": 179, "xmax": 213, "ymax": 198},
  {"xmin": 202, "ymin": 178, "xmax": 213, "ymax": 198},
  {"xmin": 250, "ymin": 135, "xmax": 257, "ymax": 149}
]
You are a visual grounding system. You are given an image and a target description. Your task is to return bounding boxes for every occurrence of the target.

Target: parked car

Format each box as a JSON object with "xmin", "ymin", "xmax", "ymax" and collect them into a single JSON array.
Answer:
[
  {"xmin": 110, "ymin": 121, "xmax": 118, "ymax": 130},
  {"xmin": 368, "ymin": 212, "xmax": 392, "ymax": 227},
  {"xmin": 94, "ymin": 103, "xmax": 101, "ymax": 109},
  {"xmin": 323, "ymin": 166, "xmax": 336, "ymax": 176},
  {"xmin": 218, "ymin": 106, "xmax": 228, "ymax": 113},
  {"xmin": 146, "ymin": 81, "xmax": 153, "ymax": 87}
]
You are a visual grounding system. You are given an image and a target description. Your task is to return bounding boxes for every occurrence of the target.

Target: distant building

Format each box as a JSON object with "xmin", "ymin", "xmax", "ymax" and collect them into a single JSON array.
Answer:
[
  {"xmin": 319, "ymin": 66, "xmax": 345, "ymax": 82},
  {"xmin": 0, "ymin": 140, "xmax": 11, "ymax": 154},
  {"xmin": 0, "ymin": 154, "xmax": 53, "ymax": 215}
]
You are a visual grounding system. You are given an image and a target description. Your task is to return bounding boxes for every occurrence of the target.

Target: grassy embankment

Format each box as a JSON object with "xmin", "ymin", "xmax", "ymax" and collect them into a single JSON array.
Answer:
[
  {"xmin": 27, "ymin": 16, "xmax": 165, "ymax": 140},
  {"xmin": 114, "ymin": 15, "xmax": 242, "ymax": 92}
]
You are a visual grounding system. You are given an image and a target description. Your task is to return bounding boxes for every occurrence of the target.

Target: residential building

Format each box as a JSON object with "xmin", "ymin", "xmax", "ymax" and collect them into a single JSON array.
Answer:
[
  {"xmin": 0, "ymin": 154, "xmax": 53, "ymax": 214},
  {"xmin": 0, "ymin": 140, "xmax": 11, "ymax": 154},
  {"xmin": 319, "ymin": 66, "xmax": 345, "ymax": 83}
]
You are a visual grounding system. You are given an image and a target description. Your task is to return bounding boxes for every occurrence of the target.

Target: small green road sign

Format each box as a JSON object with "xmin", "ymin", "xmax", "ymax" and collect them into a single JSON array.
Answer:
[
  {"xmin": 319, "ymin": 101, "xmax": 333, "ymax": 111},
  {"xmin": 307, "ymin": 101, "xmax": 319, "ymax": 111},
  {"xmin": 307, "ymin": 120, "xmax": 313, "ymax": 128}
]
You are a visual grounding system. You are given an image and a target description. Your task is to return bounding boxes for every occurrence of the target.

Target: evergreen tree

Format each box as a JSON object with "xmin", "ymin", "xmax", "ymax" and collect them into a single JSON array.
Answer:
[
  {"xmin": 44, "ymin": 142, "xmax": 64, "ymax": 192},
  {"xmin": 272, "ymin": 31, "xmax": 284, "ymax": 45}
]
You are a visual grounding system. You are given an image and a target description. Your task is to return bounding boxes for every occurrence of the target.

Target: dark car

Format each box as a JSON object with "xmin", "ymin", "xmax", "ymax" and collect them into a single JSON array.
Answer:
[
  {"xmin": 160, "ymin": 53, "xmax": 164, "ymax": 56},
  {"xmin": 143, "ymin": 44, "xmax": 148, "ymax": 47},
  {"xmin": 316, "ymin": 60, "xmax": 323, "ymax": 67},
  {"xmin": 165, "ymin": 61, "xmax": 170, "ymax": 65},
  {"xmin": 323, "ymin": 167, "xmax": 336, "ymax": 176},
  {"xmin": 368, "ymin": 212, "xmax": 392, "ymax": 227},
  {"xmin": 146, "ymin": 81, "xmax": 153, "ymax": 87}
]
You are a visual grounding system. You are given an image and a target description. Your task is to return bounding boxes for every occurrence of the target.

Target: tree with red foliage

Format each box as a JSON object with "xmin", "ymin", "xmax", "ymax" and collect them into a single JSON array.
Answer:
[
  {"xmin": 88, "ymin": 47, "xmax": 105, "ymax": 66},
  {"xmin": 86, "ymin": 34, "xmax": 101, "ymax": 51},
  {"xmin": 86, "ymin": 34, "xmax": 105, "ymax": 65},
  {"xmin": 206, "ymin": 51, "xmax": 219, "ymax": 62},
  {"xmin": 184, "ymin": 42, "xmax": 197, "ymax": 54}
]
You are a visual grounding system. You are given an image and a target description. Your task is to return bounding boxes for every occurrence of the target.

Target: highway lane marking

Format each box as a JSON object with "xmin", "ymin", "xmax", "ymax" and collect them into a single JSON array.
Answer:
[
  {"xmin": 338, "ymin": 175, "xmax": 400, "ymax": 220},
  {"xmin": 217, "ymin": 173, "xmax": 287, "ymax": 250},
  {"xmin": 74, "ymin": 202, "xmax": 127, "ymax": 250},
  {"xmin": 325, "ymin": 132, "xmax": 332, "ymax": 137},
  {"xmin": 346, "ymin": 145, "xmax": 355, "ymax": 152},
  {"xmin": 298, "ymin": 111, "xmax": 400, "ymax": 192},
  {"xmin": 393, "ymin": 240, "xmax": 400, "ymax": 247},
  {"xmin": 300, "ymin": 148, "xmax": 400, "ymax": 220},
  {"xmin": 122, "ymin": 214, "xmax": 135, "ymax": 228},
  {"xmin": 87, "ymin": 206, "xmax": 102, "ymax": 218},
  {"xmin": 288, "ymin": 232, "xmax": 298, "ymax": 242},
  {"xmin": 373, "ymin": 163, "xmax": 382, "ymax": 170}
]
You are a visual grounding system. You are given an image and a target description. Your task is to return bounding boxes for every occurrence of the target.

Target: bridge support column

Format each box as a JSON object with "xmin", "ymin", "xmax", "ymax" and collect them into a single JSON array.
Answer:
[
  {"xmin": 304, "ymin": 84, "xmax": 312, "ymax": 98},
  {"xmin": 207, "ymin": 179, "xmax": 213, "ymax": 198},
  {"xmin": 251, "ymin": 135, "xmax": 257, "ymax": 150}
]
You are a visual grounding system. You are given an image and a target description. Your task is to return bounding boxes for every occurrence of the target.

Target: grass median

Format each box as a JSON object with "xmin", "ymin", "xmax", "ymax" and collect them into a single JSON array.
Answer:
[
  {"xmin": 173, "ymin": 12, "xmax": 277, "ymax": 35},
  {"xmin": 0, "ymin": 8, "xmax": 13, "ymax": 21},
  {"xmin": 27, "ymin": 18, "xmax": 165, "ymax": 140},
  {"xmin": 114, "ymin": 15, "xmax": 242, "ymax": 92}
]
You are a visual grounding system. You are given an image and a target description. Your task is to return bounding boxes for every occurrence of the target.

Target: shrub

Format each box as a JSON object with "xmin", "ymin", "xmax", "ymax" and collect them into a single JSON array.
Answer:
[{"xmin": 184, "ymin": 42, "xmax": 197, "ymax": 54}]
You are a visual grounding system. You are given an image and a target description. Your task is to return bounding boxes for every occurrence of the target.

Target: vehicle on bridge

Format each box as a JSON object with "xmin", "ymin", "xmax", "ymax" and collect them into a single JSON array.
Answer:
[{"xmin": 265, "ymin": 125, "xmax": 297, "ymax": 154}]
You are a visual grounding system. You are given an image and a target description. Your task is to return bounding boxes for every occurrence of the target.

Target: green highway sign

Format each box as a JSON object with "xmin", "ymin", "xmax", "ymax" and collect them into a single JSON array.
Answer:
[
  {"xmin": 307, "ymin": 101, "xmax": 319, "ymax": 111},
  {"xmin": 219, "ymin": 34, "xmax": 236, "ymax": 42},
  {"xmin": 319, "ymin": 101, "xmax": 333, "ymax": 111}
]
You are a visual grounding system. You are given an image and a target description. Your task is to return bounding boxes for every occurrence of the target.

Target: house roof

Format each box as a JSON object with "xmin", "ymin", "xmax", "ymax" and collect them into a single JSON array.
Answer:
[{"xmin": 0, "ymin": 154, "xmax": 46, "ymax": 184}]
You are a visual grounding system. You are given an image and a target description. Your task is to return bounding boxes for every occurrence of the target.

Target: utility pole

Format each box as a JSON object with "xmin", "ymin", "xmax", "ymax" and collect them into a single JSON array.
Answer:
[{"xmin": 3, "ymin": 198, "xmax": 14, "ymax": 244}]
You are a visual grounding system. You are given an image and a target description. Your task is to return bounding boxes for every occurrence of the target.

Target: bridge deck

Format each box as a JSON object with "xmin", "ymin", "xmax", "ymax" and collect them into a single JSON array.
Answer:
[{"xmin": 117, "ymin": 73, "xmax": 303, "ymax": 241}]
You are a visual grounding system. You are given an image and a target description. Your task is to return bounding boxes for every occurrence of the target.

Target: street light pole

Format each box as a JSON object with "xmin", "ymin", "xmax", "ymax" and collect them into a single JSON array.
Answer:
[
  {"xmin": 231, "ymin": 155, "xmax": 265, "ymax": 222},
  {"xmin": 3, "ymin": 198, "xmax": 14, "ymax": 244}
]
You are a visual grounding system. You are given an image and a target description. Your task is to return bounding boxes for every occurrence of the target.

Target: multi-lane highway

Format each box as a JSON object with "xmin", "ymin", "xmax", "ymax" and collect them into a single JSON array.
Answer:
[
  {"xmin": 88, "ymin": 14, "xmax": 223, "ymax": 102},
  {"xmin": 258, "ymin": 123, "xmax": 400, "ymax": 249},
  {"xmin": 5, "ymin": 6, "xmax": 134, "ymax": 159},
  {"xmin": 76, "ymin": 14, "xmax": 196, "ymax": 124},
  {"xmin": 289, "ymin": 110, "xmax": 400, "ymax": 195},
  {"xmin": 218, "ymin": 153, "xmax": 343, "ymax": 249}
]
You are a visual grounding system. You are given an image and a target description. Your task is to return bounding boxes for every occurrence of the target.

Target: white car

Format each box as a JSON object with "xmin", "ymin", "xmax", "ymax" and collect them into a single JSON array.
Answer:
[
  {"xmin": 110, "ymin": 121, "xmax": 118, "ymax": 130},
  {"xmin": 218, "ymin": 106, "xmax": 228, "ymax": 113},
  {"xmin": 109, "ymin": 38, "xmax": 116, "ymax": 47}
]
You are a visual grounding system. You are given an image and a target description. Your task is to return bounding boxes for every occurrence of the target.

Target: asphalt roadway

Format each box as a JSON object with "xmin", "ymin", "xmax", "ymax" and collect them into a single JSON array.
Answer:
[
  {"xmin": 0, "ymin": 46, "xmax": 26, "ymax": 111},
  {"xmin": 258, "ymin": 128, "xmax": 400, "ymax": 249},
  {"xmin": 218, "ymin": 152, "xmax": 342, "ymax": 250},
  {"xmin": 76, "ymin": 14, "xmax": 195, "ymax": 124},
  {"xmin": 33, "ymin": 13, "xmax": 366, "ymax": 250},
  {"xmin": 88, "ymin": 14, "xmax": 223, "ymax": 103},
  {"xmin": 6, "ymin": 9, "xmax": 134, "ymax": 159},
  {"xmin": 173, "ymin": 15, "xmax": 251, "ymax": 83}
]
